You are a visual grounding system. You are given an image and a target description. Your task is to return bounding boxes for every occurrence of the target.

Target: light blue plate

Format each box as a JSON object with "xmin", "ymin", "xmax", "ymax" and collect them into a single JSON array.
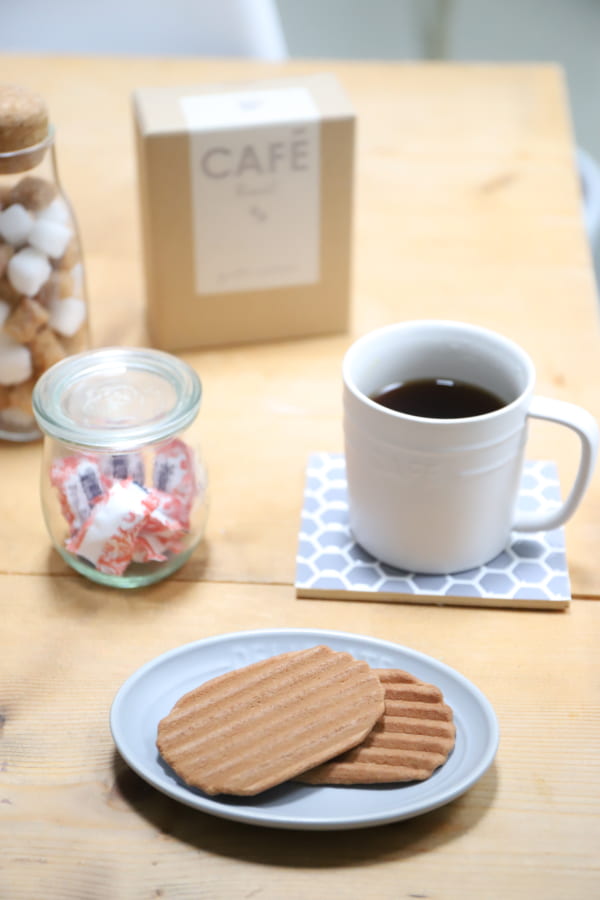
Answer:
[{"xmin": 110, "ymin": 628, "xmax": 499, "ymax": 831}]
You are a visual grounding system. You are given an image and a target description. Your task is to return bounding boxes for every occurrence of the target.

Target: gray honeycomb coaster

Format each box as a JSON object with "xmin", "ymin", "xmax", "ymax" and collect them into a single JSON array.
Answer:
[{"xmin": 295, "ymin": 453, "xmax": 570, "ymax": 610}]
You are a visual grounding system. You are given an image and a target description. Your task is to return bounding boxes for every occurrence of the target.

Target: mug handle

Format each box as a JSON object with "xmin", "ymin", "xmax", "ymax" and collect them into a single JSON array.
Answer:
[{"xmin": 513, "ymin": 395, "xmax": 599, "ymax": 532}]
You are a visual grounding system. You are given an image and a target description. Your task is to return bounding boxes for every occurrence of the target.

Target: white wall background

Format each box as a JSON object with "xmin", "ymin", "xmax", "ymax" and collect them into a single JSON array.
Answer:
[
  {"xmin": 277, "ymin": 0, "xmax": 600, "ymax": 164},
  {"xmin": 1, "ymin": 0, "xmax": 597, "ymax": 161},
  {"xmin": 1, "ymin": 0, "xmax": 598, "ymax": 255}
]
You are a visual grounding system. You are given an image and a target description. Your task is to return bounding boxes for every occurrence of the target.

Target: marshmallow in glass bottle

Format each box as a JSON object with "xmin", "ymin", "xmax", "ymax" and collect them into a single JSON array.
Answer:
[{"xmin": 0, "ymin": 84, "xmax": 89, "ymax": 441}]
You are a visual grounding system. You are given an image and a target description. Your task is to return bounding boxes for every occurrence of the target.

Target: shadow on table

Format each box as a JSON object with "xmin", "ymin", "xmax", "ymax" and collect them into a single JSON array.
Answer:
[
  {"xmin": 43, "ymin": 543, "xmax": 212, "ymax": 613},
  {"xmin": 111, "ymin": 750, "xmax": 498, "ymax": 865}
]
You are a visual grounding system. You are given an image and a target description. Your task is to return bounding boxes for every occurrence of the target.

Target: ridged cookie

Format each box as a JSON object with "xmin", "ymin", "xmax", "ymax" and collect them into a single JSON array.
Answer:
[
  {"xmin": 298, "ymin": 668, "xmax": 455, "ymax": 785},
  {"xmin": 157, "ymin": 645, "xmax": 386, "ymax": 796}
]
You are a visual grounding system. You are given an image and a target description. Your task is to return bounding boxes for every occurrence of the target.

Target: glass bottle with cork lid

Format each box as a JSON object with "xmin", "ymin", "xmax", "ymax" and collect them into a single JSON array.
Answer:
[{"xmin": 0, "ymin": 83, "xmax": 89, "ymax": 441}]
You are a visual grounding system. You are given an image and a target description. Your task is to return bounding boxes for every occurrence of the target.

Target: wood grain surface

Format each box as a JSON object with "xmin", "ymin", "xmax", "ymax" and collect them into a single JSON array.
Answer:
[{"xmin": 0, "ymin": 56, "xmax": 599, "ymax": 900}]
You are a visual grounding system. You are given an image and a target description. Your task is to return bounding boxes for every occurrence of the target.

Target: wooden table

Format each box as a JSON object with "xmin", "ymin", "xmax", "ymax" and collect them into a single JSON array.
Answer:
[{"xmin": 1, "ymin": 56, "xmax": 599, "ymax": 899}]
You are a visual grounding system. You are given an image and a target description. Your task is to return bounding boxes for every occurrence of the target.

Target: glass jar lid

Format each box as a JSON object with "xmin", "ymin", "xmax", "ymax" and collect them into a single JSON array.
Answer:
[{"xmin": 32, "ymin": 347, "xmax": 201, "ymax": 451}]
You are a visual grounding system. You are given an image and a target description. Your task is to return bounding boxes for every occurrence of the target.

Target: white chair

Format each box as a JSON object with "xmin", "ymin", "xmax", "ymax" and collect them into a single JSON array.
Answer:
[
  {"xmin": 577, "ymin": 147, "xmax": 600, "ymax": 279},
  {"xmin": 0, "ymin": 0, "xmax": 288, "ymax": 60}
]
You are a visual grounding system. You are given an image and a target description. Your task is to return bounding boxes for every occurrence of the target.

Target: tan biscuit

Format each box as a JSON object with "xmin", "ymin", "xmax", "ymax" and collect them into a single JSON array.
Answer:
[
  {"xmin": 60, "ymin": 325, "xmax": 87, "ymax": 355},
  {"xmin": 53, "ymin": 236, "xmax": 80, "ymax": 270},
  {"xmin": 157, "ymin": 645, "xmax": 386, "ymax": 797},
  {"xmin": 9, "ymin": 175, "xmax": 57, "ymax": 211},
  {"xmin": 0, "ymin": 242, "xmax": 13, "ymax": 279},
  {"xmin": 28, "ymin": 325, "xmax": 65, "ymax": 372},
  {"xmin": 7, "ymin": 377, "xmax": 35, "ymax": 416},
  {"xmin": 0, "ymin": 273, "xmax": 22, "ymax": 306},
  {"xmin": 5, "ymin": 296, "xmax": 49, "ymax": 343},
  {"xmin": 35, "ymin": 270, "xmax": 73, "ymax": 306},
  {"xmin": 298, "ymin": 668, "xmax": 456, "ymax": 785}
]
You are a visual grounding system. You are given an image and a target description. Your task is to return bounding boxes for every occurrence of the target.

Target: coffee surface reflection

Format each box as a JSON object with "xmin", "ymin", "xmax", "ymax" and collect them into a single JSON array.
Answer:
[{"xmin": 371, "ymin": 378, "xmax": 505, "ymax": 419}]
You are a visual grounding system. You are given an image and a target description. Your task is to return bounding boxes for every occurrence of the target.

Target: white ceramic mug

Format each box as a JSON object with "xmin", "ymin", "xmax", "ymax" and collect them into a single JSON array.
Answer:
[{"xmin": 342, "ymin": 320, "xmax": 599, "ymax": 574}]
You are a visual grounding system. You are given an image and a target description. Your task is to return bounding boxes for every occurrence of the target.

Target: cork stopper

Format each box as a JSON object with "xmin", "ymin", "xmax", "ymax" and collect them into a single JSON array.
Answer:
[{"xmin": 0, "ymin": 84, "xmax": 50, "ymax": 174}]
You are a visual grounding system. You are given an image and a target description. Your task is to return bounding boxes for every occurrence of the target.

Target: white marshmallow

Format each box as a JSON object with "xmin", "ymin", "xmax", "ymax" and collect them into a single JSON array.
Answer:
[
  {"xmin": 37, "ymin": 196, "xmax": 71, "ymax": 226},
  {"xmin": 0, "ymin": 300, "xmax": 10, "ymax": 329},
  {"xmin": 28, "ymin": 218, "xmax": 72, "ymax": 260},
  {"xmin": 48, "ymin": 296, "xmax": 86, "ymax": 337},
  {"xmin": 7, "ymin": 247, "xmax": 52, "ymax": 297},
  {"xmin": 0, "ymin": 342, "xmax": 32, "ymax": 385},
  {"xmin": 0, "ymin": 204, "xmax": 35, "ymax": 246}
]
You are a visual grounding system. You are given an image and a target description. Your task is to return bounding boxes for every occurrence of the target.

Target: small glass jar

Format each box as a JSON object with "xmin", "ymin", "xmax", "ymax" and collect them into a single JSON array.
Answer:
[
  {"xmin": 0, "ymin": 85, "xmax": 89, "ymax": 442},
  {"xmin": 32, "ymin": 347, "xmax": 208, "ymax": 588}
]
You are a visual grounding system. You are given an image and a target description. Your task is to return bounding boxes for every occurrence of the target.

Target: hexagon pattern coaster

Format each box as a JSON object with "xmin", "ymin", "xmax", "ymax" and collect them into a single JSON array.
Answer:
[{"xmin": 295, "ymin": 453, "xmax": 570, "ymax": 610}]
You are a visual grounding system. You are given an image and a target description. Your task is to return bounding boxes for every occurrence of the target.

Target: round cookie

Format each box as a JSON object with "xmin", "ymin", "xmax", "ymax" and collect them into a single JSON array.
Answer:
[
  {"xmin": 298, "ymin": 668, "xmax": 456, "ymax": 785},
  {"xmin": 157, "ymin": 645, "xmax": 386, "ymax": 796}
]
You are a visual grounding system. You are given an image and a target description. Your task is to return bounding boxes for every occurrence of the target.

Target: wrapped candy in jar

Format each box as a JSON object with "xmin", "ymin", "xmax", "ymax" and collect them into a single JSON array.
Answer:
[
  {"xmin": 0, "ymin": 84, "xmax": 89, "ymax": 441},
  {"xmin": 32, "ymin": 347, "xmax": 208, "ymax": 588}
]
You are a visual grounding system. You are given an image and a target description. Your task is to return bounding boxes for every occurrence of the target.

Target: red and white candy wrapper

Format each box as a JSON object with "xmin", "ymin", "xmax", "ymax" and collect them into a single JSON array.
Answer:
[
  {"xmin": 66, "ymin": 480, "xmax": 160, "ymax": 575},
  {"xmin": 50, "ymin": 455, "xmax": 105, "ymax": 534},
  {"xmin": 131, "ymin": 532, "xmax": 168, "ymax": 564},
  {"xmin": 132, "ymin": 493, "xmax": 187, "ymax": 563},
  {"xmin": 100, "ymin": 452, "xmax": 145, "ymax": 485},
  {"xmin": 51, "ymin": 439, "xmax": 200, "ymax": 576},
  {"xmin": 152, "ymin": 438, "xmax": 199, "ymax": 527}
]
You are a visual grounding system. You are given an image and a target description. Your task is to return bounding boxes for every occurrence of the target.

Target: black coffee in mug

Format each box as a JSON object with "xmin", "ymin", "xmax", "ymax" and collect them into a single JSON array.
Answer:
[{"xmin": 371, "ymin": 377, "xmax": 505, "ymax": 419}]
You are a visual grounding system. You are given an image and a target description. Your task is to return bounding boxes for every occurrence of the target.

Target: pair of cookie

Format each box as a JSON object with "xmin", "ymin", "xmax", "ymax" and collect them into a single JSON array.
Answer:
[{"xmin": 156, "ymin": 645, "xmax": 455, "ymax": 797}]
